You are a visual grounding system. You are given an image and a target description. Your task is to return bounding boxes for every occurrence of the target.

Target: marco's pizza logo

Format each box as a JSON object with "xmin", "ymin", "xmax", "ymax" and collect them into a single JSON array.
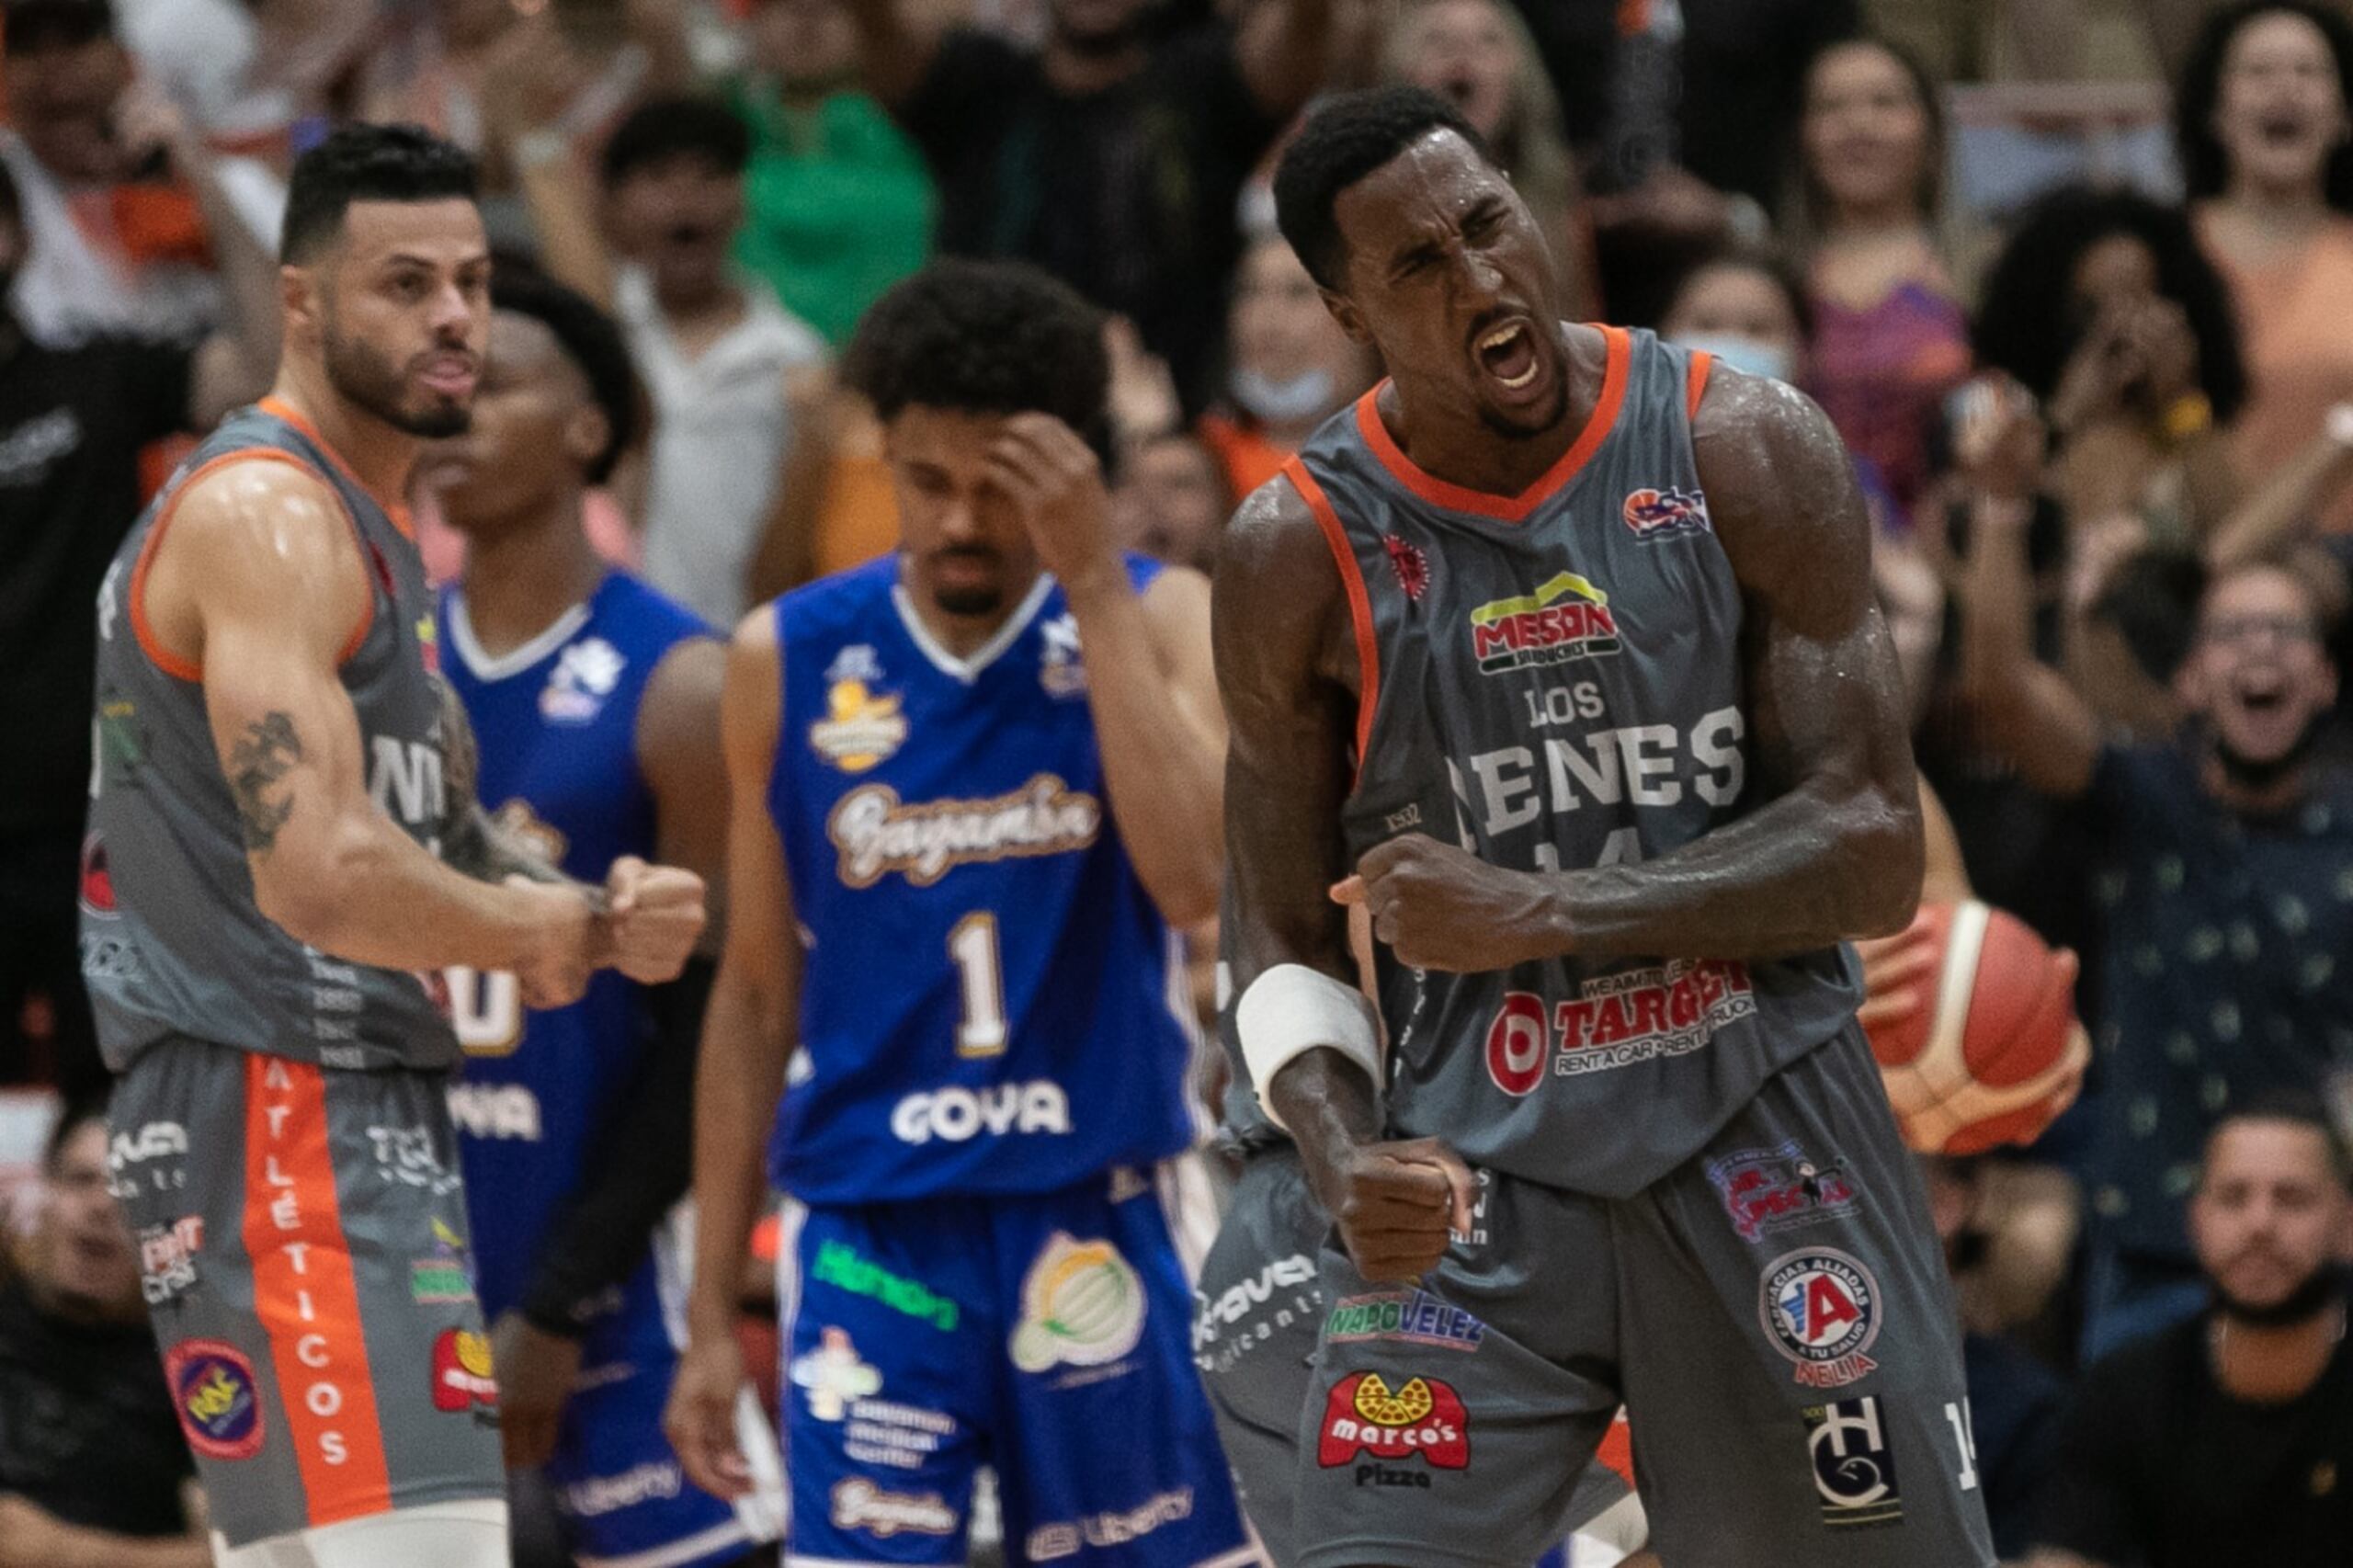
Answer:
[
  {"xmin": 1468, "ymin": 573, "xmax": 1619, "ymax": 675},
  {"xmin": 1315, "ymin": 1373, "xmax": 1469, "ymax": 1469}
]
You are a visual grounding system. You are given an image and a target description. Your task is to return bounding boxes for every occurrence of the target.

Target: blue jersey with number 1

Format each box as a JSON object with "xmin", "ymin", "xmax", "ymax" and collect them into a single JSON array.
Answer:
[{"xmin": 767, "ymin": 554, "xmax": 1199, "ymax": 1205}]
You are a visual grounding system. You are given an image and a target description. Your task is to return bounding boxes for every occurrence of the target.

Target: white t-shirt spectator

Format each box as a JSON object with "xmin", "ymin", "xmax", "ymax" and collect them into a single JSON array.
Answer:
[{"xmin": 616, "ymin": 265, "xmax": 826, "ymax": 627}]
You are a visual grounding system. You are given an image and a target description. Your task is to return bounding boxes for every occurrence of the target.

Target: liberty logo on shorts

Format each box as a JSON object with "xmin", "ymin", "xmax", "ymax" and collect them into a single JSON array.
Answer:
[
  {"xmin": 1009, "ymin": 1233, "xmax": 1146, "ymax": 1375},
  {"xmin": 166, "ymin": 1339, "xmax": 263, "ymax": 1460},
  {"xmin": 1760, "ymin": 1248, "xmax": 1882, "ymax": 1389},
  {"xmin": 1316, "ymin": 1374, "xmax": 1470, "ymax": 1470},
  {"xmin": 431, "ymin": 1328, "xmax": 498, "ymax": 1413},
  {"xmin": 1804, "ymin": 1397, "xmax": 1904, "ymax": 1527},
  {"xmin": 1621, "ymin": 486, "xmax": 1711, "ymax": 541}
]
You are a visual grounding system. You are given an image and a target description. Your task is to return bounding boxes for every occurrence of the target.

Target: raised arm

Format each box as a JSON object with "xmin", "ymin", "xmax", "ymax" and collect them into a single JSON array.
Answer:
[
  {"xmin": 848, "ymin": 0, "xmax": 944, "ymax": 113},
  {"xmin": 142, "ymin": 460, "xmax": 606, "ymax": 994},
  {"xmin": 989, "ymin": 413, "xmax": 1224, "ymax": 925},
  {"xmin": 1216, "ymin": 476, "xmax": 1466, "ymax": 1281},
  {"xmin": 1956, "ymin": 493, "xmax": 2102, "ymax": 800},
  {"xmin": 1515, "ymin": 369, "xmax": 1927, "ymax": 960},
  {"xmin": 666, "ymin": 608, "xmax": 803, "ymax": 1500},
  {"xmin": 1234, "ymin": 0, "xmax": 1337, "ymax": 124}
]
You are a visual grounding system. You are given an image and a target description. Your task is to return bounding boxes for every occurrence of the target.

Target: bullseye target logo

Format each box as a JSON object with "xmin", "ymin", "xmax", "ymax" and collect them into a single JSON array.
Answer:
[
  {"xmin": 1316, "ymin": 1373, "xmax": 1469, "ymax": 1470},
  {"xmin": 165, "ymin": 1338, "xmax": 264, "ymax": 1460},
  {"xmin": 1759, "ymin": 1248, "xmax": 1881, "ymax": 1389}
]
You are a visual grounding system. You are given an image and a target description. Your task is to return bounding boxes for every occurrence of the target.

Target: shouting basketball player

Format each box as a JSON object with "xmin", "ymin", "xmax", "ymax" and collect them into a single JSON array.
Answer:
[
  {"xmin": 1213, "ymin": 88, "xmax": 1995, "ymax": 1567},
  {"xmin": 86, "ymin": 126, "xmax": 703, "ymax": 1566}
]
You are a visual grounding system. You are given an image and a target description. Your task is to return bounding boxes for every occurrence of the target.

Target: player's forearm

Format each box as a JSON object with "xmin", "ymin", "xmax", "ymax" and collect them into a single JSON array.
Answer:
[
  {"xmin": 256, "ymin": 811, "xmax": 579, "ymax": 972},
  {"xmin": 684, "ymin": 968, "xmax": 791, "ymax": 1336},
  {"xmin": 1268, "ymin": 1046, "xmax": 1383, "ymax": 1166},
  {"xmin": 1528, "ymin": 779, "xmax": 1923, "ymax": 959},
  {"xmin": 1065, "ymin": 570, "xmax": 1222, "ymax": 924},
  {"xmin": 1958, "ymin": 496, "xmax": 2041, "ymax": 706}
]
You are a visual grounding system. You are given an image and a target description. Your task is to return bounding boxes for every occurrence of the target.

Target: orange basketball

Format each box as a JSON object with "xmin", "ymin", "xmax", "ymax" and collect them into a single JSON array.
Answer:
[{"xmin": 1865, "ymin": 901, "xmax": 2089, "ymax": 1155}]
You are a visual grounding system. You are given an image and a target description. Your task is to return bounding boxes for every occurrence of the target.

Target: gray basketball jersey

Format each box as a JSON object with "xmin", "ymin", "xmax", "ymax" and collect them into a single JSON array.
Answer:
[
  {"xmin": 85, "ymin": 401, "xmax": 460, "ymax": 1074},
  {"xmin": 1290, "ymin": 327, "xmax": 1860, "ymax": 1199}
]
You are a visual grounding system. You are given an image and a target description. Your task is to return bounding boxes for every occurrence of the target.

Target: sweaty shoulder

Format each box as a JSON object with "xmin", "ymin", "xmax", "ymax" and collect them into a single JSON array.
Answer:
[
  {"xmin": 145, "ymin": 452, "xmax": 370, "ymax": 668},
  {"xmin": 1213, "ymin": 470, "xmax": 1356, "ymax": 704},
  {"xmin": 1689, "ymin": 365, "xmax": 1875, "ymax": 621}
]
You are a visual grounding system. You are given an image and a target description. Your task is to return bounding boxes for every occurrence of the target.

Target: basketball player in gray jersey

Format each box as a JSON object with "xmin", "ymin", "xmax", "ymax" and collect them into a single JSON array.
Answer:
[
  {"xmin": 1212, "ymin": 89, "xmax": 1994, "ymax": 1568},
  {"xmin": 86, "ymin": 125, "xmax": 704, "ymax": 1567}
]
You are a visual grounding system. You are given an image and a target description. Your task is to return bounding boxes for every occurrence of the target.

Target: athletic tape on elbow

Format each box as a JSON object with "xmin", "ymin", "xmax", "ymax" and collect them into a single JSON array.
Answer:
[{"xmin": 1236, "ymin": 964, "xmax": 1382, "ymax": 1131}]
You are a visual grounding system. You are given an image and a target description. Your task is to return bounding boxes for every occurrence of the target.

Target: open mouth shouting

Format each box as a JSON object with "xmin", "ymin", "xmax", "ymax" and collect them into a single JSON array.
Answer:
[{"xmin": 1470, "ymin": 315, "xmax": 1553, "ymax": 411}]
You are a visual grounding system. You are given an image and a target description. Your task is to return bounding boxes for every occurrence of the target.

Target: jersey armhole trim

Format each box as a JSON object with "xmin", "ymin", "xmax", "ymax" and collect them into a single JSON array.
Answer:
[
  {"xmin": 1280, "ymin": 457, "xmax": 1378, "ymax": 788},
  {"xmin": 1685, "ymin": 349, "xmax": 1714, "ymax": 422},
  {"xmin": 258, "ymin": 395, "xmax": 415, "ymax": 540},
  {"xmin": 130, "ymin": 449, "xmax": 376, "ymax": 682}
]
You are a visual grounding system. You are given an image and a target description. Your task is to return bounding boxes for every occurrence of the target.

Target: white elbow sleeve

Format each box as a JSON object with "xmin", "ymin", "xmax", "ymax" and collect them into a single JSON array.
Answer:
[{"xmin": 1236, "ymin": 964, "xmax": 1382, "ymax": 1132}]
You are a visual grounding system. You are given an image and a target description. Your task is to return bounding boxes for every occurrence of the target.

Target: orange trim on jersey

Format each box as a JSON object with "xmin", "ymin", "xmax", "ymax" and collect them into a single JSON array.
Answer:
[
  {"xmin": 1281, "ymin": 457, "xmax": 1380, "ymax": 780},
  {"xmin": 130, "ymin": 449, "xmax": 380, "ymax": 680},
  {"xmin": 240, "ymin": 1054, "xmax": 393, "ymax": 1528},
  {"xmin": 1685, "ymin": 349, "xmax": 1714, "ymax": 422},
  {"xmin": 1352, "ymin": 324, "xmax": 1631, "ymax": 524},
  {"xmin": 258, "ymin": 396, "xmax": 415, "ymax": 539}
]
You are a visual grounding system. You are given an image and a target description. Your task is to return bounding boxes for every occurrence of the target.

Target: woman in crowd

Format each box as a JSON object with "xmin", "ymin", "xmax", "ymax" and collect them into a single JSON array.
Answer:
[
  {"xmin": 1974, "ymin": 184, "xmax": 2248, "ymax": 555},
  {"xmin": 1796, "ymin": 35, "xmax": 1972, "ymax": 535},
  {"xmin": 1378, "ymin": 0, "xmax": 1597, "ymax": 320},
  {"xmin": 1195, "ymin": 231, "xmax": 1378, "ymax": 501},
  {"xmin": 2178, "ymin": 1, "xmax": 2353, "ymax": 530}
]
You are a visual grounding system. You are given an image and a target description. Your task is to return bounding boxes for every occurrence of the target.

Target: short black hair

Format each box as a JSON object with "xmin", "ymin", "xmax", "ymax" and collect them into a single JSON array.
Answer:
[
  {"xmin": 1, "ymin": 0, "xmax": 115, "ymax": 52},
  {"xmin": 491, "ymin": 269, "xmax": 643, "ymax": 484},
  {"xmin": 2206, "ymin": 1087, "xmax": 2353, "ymax": 1190},
  {"xmin": 1973, "ymin": 183, "xmax": 2248, "ymax": 423},
  {"xmin": 280, "ymin": 123, "xmax": 479, "ymax": 265},
  {"xmin": 44, "ymin": 1092, "xmax": 109, "ymax": 1172},
  {"xmin": 598, "ymin": 97, "xmax": 752, "ymax": 190},
  {"xmin": 0, "ymin": 154, "xmax": 19, "ymax": 233},
  {"xmin": 844, "ymin": 259, "xmax": 1109, "ymax": 460},
  {"xmin": 1274, "ymin": 85, "xmax": 1491, "ymax": 291},
  {"xmin": 1664, "ymin": 246, "xmax": 1818, "ymax": 345},
  {"xmin": 2177, "ymin": 3, "xmax": 2353, "ymax": 209}
]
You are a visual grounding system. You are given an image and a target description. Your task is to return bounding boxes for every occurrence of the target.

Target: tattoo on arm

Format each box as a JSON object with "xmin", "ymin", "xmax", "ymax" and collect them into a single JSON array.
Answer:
[
  {"xmin": 229, "ymin": 711, "xmax": 302, "ymax": 855},
  {"xmin": 430, "ymin": 672, "xmax": 569, "ymax": 886}
]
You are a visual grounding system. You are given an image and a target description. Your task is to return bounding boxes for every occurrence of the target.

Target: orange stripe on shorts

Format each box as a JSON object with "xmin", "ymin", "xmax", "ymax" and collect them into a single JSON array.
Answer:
[{"xmin": 242, "ymin": 1054, "xmax": 393, "ymax": 1527}]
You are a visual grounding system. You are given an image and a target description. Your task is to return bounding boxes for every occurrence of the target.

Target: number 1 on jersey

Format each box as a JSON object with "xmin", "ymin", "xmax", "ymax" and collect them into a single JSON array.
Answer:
[{"xmin": 950, "ymin": 912, "xmax": 1007, "ymax": 1057}]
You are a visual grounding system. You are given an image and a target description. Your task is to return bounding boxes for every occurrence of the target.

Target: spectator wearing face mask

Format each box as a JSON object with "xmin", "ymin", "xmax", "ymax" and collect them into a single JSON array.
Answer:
[
  {"xmin": 2027, "ymin": 1097, "xmax": 2353, "ymax": 1568},
  {"xmin": 1195, "ymin": 230, "xmax": 1375, "ymax": 501},
  {"xmin": 0, "ymin": 1098, "xmax": 208, "ymax": 1567},
  {"xmin": 1657, "ymin": 247, "xmax": 1811, "ymax": 386},
  {"xmin": 1962, "ymin": 501, "xmax": 2353, "ymax": 1359}
]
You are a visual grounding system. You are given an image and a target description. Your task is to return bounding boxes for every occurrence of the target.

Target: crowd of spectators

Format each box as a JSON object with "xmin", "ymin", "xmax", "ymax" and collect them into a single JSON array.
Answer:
[{"xmin": 4, "ymin": 1, "xmax": 2353, "ymax": 1564}]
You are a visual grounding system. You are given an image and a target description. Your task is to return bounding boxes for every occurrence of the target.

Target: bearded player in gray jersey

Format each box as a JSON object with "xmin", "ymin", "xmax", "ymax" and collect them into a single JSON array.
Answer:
[
  {"xmin": 1211, "ymin": 88, "xmax": 1994, "ymax": 1568},
  {"xmin": 85, "ymin": 126, "xmax": 703, "ymax": 1567}
]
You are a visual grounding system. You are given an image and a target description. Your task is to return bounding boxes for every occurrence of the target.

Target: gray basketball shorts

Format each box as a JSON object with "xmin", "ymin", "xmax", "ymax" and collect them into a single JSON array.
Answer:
[
  {"xmin": 1197, "ymin": 1144, "xmax": 1631, "ymax": 1567},
  {"xmin": 108, "ymin": 1035, "xmax": 504, "ymax": 1551},
  {"xmin": 1290, "ymin": 1026, "xmax": 1996, "ymax": 1568}
]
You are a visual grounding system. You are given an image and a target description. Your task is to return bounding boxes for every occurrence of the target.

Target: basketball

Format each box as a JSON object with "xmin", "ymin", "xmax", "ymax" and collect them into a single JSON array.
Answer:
[{"xmin": 1865, "ymin": 901, "xmax": 2090, "ymax": 1155}]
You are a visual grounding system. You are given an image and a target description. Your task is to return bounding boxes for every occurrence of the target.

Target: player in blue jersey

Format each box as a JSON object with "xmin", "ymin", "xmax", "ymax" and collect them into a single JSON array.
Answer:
[
  {"xmin": 427, "ymin": 272, "xmax": 785, "ymax": 1566},
  {"xmin": 666, "ymin": 259, "xmax": 1249, "ymax": 1568}
]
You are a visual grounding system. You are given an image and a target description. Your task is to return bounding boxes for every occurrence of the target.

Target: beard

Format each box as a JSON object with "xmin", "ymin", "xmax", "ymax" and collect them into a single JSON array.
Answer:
[
  {"xmin": 322, "ymin": 322, "xmax": 471, "ymax": 439},
  {"xmin": 1477, "ymin": 377, "xmax": 1571, "ymax": 443},
  {"xmin": 2214, "ymin": 1259, "xmax": 2348, "ymax": 1329}
]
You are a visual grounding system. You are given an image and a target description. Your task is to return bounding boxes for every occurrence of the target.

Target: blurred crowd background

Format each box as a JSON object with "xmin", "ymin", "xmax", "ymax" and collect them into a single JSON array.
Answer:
[{"xmin": 2, "ymin": 2, "xmax": 2352, "ymax": 1565}]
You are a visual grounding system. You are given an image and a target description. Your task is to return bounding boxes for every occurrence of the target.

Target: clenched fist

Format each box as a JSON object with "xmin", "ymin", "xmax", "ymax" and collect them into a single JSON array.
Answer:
[
  {"xmin": 1333, "ymin": 833, "xmax": 1562, "ymax": 972},
  {"xmin": 603, "ymin": 855, "xmax": 706, "ymax": 983},
  {"xmin": 1302, "ymin": 1135, "xmax": 1477, "ymax": 1284}
]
